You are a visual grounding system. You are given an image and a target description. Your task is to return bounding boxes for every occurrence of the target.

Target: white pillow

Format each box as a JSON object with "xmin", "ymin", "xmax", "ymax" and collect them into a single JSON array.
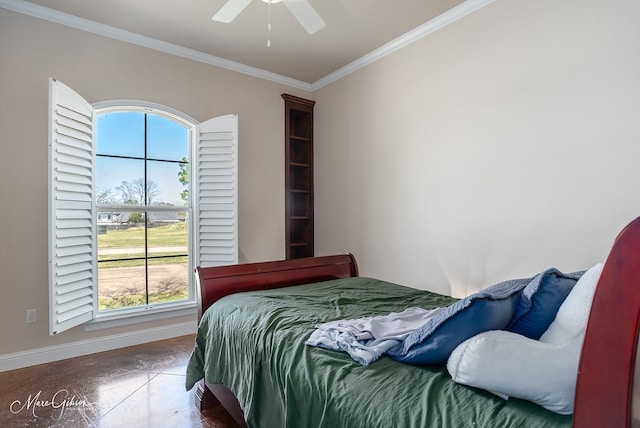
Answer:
[
  {"xmin": 540, "ymin": 263, "xmax": 603, "ymax": 344},
  {"xmin": 447, "ymin": 263, "xmax": 604, "ymax": 415},
  {"xmin": 447, "ymin": 330, "xmax": 582, "ymax": 414}
]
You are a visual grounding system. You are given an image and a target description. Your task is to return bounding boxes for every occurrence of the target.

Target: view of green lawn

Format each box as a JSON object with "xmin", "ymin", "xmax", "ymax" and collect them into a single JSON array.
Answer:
[
  {"xmin": 97, "ymin": 223, "xmax": 189, "ymax": 310},
  {"xmin": 98, "ymin": 222, "xmax": 187, "ymax": 249}
]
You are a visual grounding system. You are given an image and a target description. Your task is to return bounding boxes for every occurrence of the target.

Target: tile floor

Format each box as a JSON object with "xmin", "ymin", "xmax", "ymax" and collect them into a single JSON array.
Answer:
[{"xmin": 0, "ymin": 335, "xmax": 239, "ymax": 428}]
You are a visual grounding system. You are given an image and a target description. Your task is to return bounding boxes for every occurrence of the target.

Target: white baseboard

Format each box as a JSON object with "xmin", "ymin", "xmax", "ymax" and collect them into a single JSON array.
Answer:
[{"xmin": 0, "ymin": 321, "xmax": 197, "ymax": 372}]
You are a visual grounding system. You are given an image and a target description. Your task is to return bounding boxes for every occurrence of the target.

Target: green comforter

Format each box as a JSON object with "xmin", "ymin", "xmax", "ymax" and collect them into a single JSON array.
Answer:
[{"xmin": 186, "ymin": 277, "xmax": 571, "ymax": 428}]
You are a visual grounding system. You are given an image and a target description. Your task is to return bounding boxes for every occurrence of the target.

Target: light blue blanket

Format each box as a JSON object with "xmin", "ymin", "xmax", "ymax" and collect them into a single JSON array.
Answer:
[
  {"xmin": 305, "ymin": 328, "xmax": 402, "ymax": 366},
  {"xmin": 306, "ymin": 307, "xmax": 443, "ymax": 365}
]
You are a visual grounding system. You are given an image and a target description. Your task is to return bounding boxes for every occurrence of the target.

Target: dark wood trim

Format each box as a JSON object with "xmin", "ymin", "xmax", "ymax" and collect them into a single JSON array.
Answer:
[{"xmin": 281, "ymin": 93, "xmax": 316, "ymax": 107}]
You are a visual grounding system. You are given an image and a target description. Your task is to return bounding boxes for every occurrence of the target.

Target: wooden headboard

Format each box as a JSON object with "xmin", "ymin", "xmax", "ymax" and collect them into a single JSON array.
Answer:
[{"xmin": 195, "ymin": 253, "xmax": 359, "ymax": 319}]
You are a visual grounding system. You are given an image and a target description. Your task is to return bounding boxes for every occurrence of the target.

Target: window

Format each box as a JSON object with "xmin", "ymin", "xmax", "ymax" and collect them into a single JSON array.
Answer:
[
  {"xmin": 48, "ymin": 79, "xmax": 238, "ymax": 335},
  {"xmin": 95, "ymin": 109, "xmax": 190, "ymax": 311}
]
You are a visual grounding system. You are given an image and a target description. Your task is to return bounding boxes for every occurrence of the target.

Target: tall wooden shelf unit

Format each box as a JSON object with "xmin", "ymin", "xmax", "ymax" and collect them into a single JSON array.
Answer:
[{"xmin": 282, "ymin": 94, "xmax": 315, "ymax": 259}]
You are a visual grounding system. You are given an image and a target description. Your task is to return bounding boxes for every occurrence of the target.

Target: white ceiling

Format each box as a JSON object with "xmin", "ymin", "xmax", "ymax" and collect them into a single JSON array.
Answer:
[{"xmin": 4, "ymin": 0, "xmax": 474, "ymax": 88}]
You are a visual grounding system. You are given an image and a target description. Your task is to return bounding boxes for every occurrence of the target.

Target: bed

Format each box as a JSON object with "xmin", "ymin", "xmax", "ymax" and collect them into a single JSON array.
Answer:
[{"xmin": 186, "ymin": 216, "xmax": 640, "ymax": 428}]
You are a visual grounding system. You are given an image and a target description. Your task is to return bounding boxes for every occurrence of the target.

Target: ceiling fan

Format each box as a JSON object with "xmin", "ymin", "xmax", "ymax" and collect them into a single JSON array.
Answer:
[{"xmin": 212, "ymin": 0, "xmax": 326, "ymax": 35}]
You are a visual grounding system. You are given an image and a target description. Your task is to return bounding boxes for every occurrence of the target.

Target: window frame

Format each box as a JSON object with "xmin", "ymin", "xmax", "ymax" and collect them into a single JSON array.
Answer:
[{"xmin": 90, "ymin": 101, "xmax": 198, "ymax": 327}]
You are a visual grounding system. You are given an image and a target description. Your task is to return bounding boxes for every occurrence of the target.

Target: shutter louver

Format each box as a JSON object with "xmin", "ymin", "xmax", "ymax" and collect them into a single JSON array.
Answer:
[
  {"xmin": 48, "ymin": 79, "xmax": 96, "ymax": 335},
  {"xmin": 196, "ymin": 115, "xmax": 238, "ymax": 267}
]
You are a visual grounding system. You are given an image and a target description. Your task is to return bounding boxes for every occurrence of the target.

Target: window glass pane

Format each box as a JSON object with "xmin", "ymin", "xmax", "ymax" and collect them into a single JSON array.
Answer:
[
  {"xmin": 97, "ymin": 215, "xmax": 145, "ymax": 259},
  {"xmin": 147, "ymin": 221, "xmax": 188, "ymax": 258},
  {"xmin": 96, "ymin": 157, "xmax": 145, "ymax": 206},
  {"xmin": 97, "ymin": 261, "xmax": 147, "ymax": 311},
  {"xmin": 97, "ymin": 217, "xmax": 146, "ymax": 311},
  {"xmin": 147, "ymin": 256, "xmax": 189, "ymax": 305},
  {"xmin": 147, "ymin": 160, "xmax": 188, "ymax": 207},
  {"xmin": 96, "ymin": 111, "xmax": 145, "ymax": 158},
  {"xmin": 147, "ymin": 115, "xmax": 189, "ymax": 161}
]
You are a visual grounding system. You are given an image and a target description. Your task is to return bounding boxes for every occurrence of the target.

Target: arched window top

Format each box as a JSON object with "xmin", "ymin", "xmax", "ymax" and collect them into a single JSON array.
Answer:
[{"xmin": 93, "ymin": 99, "xmax": 198, "ymax": 128}]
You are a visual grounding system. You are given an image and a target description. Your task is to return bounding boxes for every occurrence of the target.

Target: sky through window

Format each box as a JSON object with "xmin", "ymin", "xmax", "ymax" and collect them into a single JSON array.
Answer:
[{"xmin": 96, "ymin": 111, "xmax": 189, "ymax": 207}]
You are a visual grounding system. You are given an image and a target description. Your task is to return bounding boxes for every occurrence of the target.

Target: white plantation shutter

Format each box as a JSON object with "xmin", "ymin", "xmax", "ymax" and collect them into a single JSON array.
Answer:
[
  {"xmin": 195, "ymin": 114, "xmax": 238, "ymax": 267},
  {"xmin": 47, "ymin": 80, "xmax": 237, "ymax": 332},
  {"xmin": 48, "ymin": 79, "xmax": 96, "ymax": 335}
]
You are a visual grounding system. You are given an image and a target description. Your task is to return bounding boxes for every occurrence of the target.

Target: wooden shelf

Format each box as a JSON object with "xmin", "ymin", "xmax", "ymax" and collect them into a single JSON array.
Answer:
[{"xmin": 283, "ymin": 94, "xmax": 315, "ymax": 260}]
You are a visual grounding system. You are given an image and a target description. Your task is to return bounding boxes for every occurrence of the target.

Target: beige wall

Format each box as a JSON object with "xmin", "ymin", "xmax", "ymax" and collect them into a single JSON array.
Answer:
[
  {"xmin": 315, "ymin": 0, "xmax": 640, "ymax": 297},
  {"xmin": 0, "ymin": 10, "xmax": 311, "ymax": 355}
]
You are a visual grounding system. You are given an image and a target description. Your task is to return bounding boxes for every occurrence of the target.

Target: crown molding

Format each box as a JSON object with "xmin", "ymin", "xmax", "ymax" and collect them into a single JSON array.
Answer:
[
  {"xmin": 311, "ymin": 0, "xmax": 496, "ymax": 91},
  {"xmin": 0, "ymin": 0, "xmax": 313, "ymax": 91},
  {"xmin": 0, "ymin": 0, "xmax": 494, "ymax": 92}
]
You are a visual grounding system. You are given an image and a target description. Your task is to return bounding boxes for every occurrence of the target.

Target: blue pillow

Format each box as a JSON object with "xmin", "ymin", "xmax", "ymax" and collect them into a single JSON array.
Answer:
[
  {"xmin": 506, "ymin": 268, "xmax": 583, "ymax": 339},
  {"xmin": 388, "ymin": 276, "xmax": 532, "ymax": 365}
]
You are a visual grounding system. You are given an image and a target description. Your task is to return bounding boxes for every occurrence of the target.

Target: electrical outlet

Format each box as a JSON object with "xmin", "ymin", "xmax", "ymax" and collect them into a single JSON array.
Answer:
[{"xmin": 27, "ymin": 309, "xmax": 38, "ymax": 323}]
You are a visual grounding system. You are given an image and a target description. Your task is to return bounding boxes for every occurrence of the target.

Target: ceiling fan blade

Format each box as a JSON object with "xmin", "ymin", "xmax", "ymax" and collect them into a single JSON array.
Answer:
[
  {"xmin": 212, "ymin": 0, "xmax": 253, "ymax": 23},
  {"xmin": 281, "ymin": 0, "xmax": 326, "ymax": 34}
]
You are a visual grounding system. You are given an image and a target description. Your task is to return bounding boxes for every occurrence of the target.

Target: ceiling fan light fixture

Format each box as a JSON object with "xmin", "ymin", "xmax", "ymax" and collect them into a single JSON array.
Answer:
[{"xmin": 213, "ymin": 0, "xmax": 325, "ymax": 35}]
